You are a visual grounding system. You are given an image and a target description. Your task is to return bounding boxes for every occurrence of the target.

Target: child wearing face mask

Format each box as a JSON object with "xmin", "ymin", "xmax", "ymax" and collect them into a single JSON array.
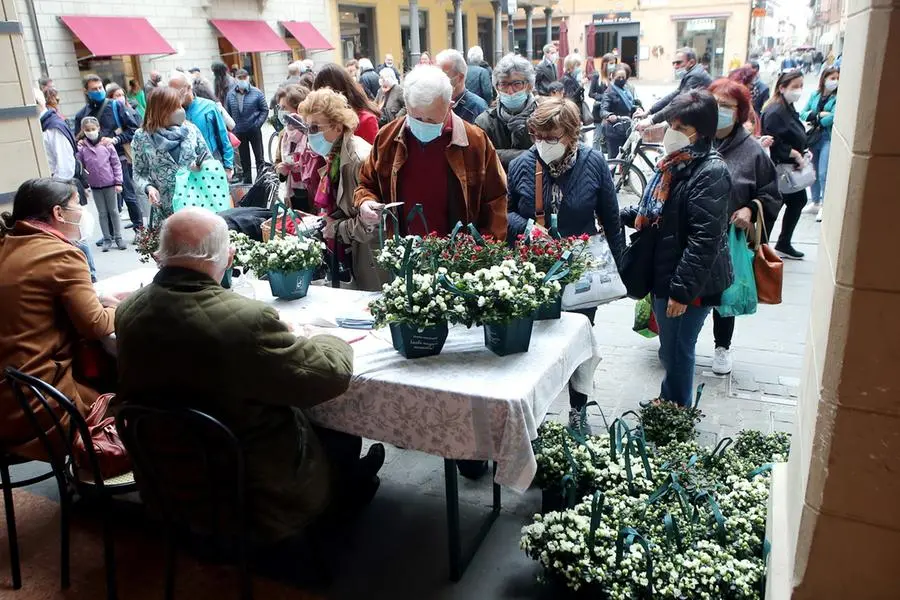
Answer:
[{"xmin": 76, "ymin": 117, "xmax": 125, "ymax": 251}]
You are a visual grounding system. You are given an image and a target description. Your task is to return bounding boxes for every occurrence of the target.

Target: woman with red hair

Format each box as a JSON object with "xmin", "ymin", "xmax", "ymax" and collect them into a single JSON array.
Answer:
[{"xmin": 706, "ymin": 77, "xmax": 782, "ymax": 375}]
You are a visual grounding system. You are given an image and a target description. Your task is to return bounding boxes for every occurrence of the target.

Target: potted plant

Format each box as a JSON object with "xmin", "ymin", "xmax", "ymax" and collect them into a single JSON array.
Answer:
[
  {"xmin": 368, "ymin": 268, "xmax": 468, "ymax": 359},
  {"xmin": 245, "ymin": 234, "xmax": 324, "ymax": 300},
  {"xmin": 442, "ymin": 260, "xmax": 559, "ymax": 356},
  {"xmin": 513, "ymin": 231, "xmax": 592, "ymax": 321}
]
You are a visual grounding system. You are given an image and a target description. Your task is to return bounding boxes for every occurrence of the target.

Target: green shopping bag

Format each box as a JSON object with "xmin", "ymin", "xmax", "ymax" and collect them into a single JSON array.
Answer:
[
  {"xmin": 718, "ymin": 225, "xmax": 758, "ymax": 318},
  {"xmin": 172, "ymin": 159, "xmax": 231, "ymax": 214}
]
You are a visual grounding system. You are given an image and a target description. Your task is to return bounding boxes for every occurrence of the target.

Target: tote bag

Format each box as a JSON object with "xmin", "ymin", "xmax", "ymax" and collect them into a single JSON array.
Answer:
[
  {"xmin": 172, "ymin": 159, "xmax": 231, "ymax": 213},
  {"xmin": 561, "ymin": 233, "xmax": 627, "ymax": 310},
  {"xmin": 717, "ymin": 225, "xmax": 758, "ymax": 317}
]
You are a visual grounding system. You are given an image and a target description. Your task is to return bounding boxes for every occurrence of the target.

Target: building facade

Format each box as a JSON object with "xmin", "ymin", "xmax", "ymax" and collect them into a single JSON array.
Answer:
[
  {"xmin": 809, "ymin": 0, "xmax": 846, "ymax": 56},
  {"xmin": 16, "ymin": 0, "xmax": 336, "ymax": 119},
  {"xmin": 561, "ymin": 0, "xmax": 752, "ymax": 81}
]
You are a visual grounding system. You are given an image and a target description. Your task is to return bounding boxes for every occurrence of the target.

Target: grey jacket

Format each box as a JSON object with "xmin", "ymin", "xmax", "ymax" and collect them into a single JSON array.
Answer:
[
  {"xmin": 714, "ymin": 126, "xmax": 783, "ymax": 237},
  {"xmin": 375, "ymin": 85, "xmax": 405, "ymax": 127}
]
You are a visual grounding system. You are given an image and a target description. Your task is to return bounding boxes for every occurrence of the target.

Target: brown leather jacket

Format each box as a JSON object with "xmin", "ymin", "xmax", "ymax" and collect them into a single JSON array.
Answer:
[
  {"xmin": 353, "ymin": 112, "xmax": 508, "ymax": 241},
  {"xmin": 0, "ymin": 221, "xmax": 115, "ymax": 459}
]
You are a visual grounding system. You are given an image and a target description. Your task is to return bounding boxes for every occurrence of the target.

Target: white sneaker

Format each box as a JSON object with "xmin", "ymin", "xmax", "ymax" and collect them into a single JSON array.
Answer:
[
  {"xmin": 712, "ymin": 347, "xmax": 733, "ymax": 375},
  {"xmin": 802, "ymin": 202, "xmax": 819, "ymax": 214},
  {"xmin": 816, "ymin": 207, "xmax": 823, "ymax": 222}
]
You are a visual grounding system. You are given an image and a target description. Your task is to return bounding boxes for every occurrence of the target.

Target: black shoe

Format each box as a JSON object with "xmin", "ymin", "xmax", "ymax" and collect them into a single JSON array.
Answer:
[
  {"xmin": 775, "ymin": 243, "xmax": 805, "ymax": 260},
  {"xmin": 456, "ymin": 459, "xmax": 489, "ymax": 480},
  {"xmin": 95, "ymin": 238, "xmax": 104, "ymax": 247},
  {"xmin": 124, "ymin": 223, "xmax": 134, "ymax": 230},
  {"xmin": 358, "ymin": 443, "xmax": 385, "ymax": 479}
]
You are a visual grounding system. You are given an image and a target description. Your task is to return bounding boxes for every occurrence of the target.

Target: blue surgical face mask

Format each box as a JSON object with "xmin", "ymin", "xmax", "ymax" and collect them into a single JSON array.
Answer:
[
  {"xmin": 499, "ymin": 90, "xmax": 528, "ymax": 111},
  {"xmin": 717, "ymin": 107, "xmax": 735, "ymax": 131},
  {"xmin": 307, "ymin": 131, "xmax": 336, "ymax": 157},
  {"xmin": 237, "ymin": 79, "xmax": 250, "ymax": 91},
  {"xmin": 407, "ymin": 115, "xmax": 444, "ymax": 144},
  {"xmin": 87, "ymin": 90, "xmax": 106, "ymax": 103},
  {"xmin": 674, "ymin": 68, "xmax": 687, "ymax": 80}
]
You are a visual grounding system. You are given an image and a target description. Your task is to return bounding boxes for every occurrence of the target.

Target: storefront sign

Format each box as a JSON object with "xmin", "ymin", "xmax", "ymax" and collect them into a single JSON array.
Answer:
[
  {"xmin": 593, "ymin": 11, "xmax": 633, "ymax": 25},
  {"xmin": 685, "ymin": 18, "xmax": 717, "ymax": 32}
]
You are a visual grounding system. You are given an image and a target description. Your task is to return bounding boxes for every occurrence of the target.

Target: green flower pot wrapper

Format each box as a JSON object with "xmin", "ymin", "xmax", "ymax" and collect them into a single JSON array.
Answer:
[
  {"xmin": 483, "ymin": 317, "xmax": 534, "ymax": 356},
  {"xmin": 268, "ymin": 269, "xmax": 315, "ymax": 300},
  {"xmin": 221, "ymin": 269, "xmax": 233, "ymax": 289},
  {"xmin": 533, "ymin": 296, "xmax": 562, "ymax": 320},
  {"xmin": 389, "ymin": 322, "xmax": 449, "ymax": 359}
]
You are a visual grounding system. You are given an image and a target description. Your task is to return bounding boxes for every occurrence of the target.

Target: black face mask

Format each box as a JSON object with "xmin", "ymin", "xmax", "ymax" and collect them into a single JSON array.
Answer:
[{"xmin": 614, "ymin": 79, "xmax": 627, "ymax": 88}]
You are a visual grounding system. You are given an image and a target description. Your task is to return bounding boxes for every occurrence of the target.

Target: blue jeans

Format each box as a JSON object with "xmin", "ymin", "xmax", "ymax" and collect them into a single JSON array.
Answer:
[
  {"xmin": 74, "ymin": 239, "xmax": 97, "ymax": 283},
  {"xmin": 652, "ymin": 297, "xmax": 711, "ymax": 407},
  {"xmin": 120, "ymin": 158, "xmax": 143, "ymax": 229},
  {"xmin": 810, "ymin": 133, "xmax": 831, "ymax": 204}
]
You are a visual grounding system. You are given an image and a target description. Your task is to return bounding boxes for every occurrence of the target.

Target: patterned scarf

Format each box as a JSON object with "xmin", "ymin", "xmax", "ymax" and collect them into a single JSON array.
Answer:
[
  {"xmin": 636, "ymin": 140, "xmax": 709, "ymax": 229},
  {"xmin": 313, "ymin": 135, "xmax": 343, "ymax": 213},
  {"xmin": 545, "ymin": 146, "xmax": 578, "ymax": 217}
]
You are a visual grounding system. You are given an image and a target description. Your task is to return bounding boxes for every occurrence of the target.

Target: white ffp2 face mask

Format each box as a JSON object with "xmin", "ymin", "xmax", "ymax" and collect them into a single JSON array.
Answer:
[
  {"xmin": 662, "ymin": 128, "xmax": 693, "ymax": 156},
  {"xmin": 60, "ymin": 206, "xmax": 95, "ymax": 242},
  {"xmin": 783, "ymin": 89, "xmax": 802, "ymax": 104},
  {"xmin": 535, "ymin": 140, "xmax": 566, "ymax": 164}
]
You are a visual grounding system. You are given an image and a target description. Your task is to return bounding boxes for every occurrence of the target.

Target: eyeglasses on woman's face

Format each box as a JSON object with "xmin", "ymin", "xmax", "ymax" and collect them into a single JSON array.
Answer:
[
  {"xmin": 496, "ymin": 79, "xmax": 528, "ymax": 93},
  {"xmin": 528, "ymin": 128, "xmax": 565, "ymax": 144}
]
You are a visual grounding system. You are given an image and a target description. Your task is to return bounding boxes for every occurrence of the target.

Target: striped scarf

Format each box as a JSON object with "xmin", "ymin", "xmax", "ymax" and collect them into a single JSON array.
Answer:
[{"xmin": 636, "ymin": 141, "xmax": 709, "ymax": 229}]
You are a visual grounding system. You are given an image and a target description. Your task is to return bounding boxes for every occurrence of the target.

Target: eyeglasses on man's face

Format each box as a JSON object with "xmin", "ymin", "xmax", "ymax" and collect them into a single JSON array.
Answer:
[{"xmin": 497, "ymin": 79, "xmax": 527, "ymax": 93}]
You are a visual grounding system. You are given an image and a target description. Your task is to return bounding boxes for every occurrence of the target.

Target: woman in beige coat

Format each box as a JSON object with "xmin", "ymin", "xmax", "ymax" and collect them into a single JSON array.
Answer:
[
  {"xmin": 0, "ymin": 178, "xmax": 119, "ymax": 460},
  {"xmin": 298, "ymin": 88, "xmax": 390, "ymax": 291}
]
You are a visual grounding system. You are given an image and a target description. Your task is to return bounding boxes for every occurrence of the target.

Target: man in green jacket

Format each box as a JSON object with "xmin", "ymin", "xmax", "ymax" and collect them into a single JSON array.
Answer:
[{"xmin": 115, "ymin": 208, "xmax": 383, "ymax": 546}]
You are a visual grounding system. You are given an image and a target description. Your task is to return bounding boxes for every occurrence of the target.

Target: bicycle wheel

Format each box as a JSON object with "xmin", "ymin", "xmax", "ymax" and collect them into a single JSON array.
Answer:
[
  {"xmin": 267, "ymin": 131, "xmax": 279, "ymax": 165},
  {"xmin": 607, "ymin": 158, "xmax": 647, "ymax": 209},
  {"xmin": 636, "ymin": 145, "xmax": 663, "ymax": 179}
]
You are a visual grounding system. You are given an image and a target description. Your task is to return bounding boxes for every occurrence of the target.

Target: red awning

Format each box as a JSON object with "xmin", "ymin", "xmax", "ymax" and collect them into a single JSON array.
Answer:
[
  {"xmin": 210, "ymin": 19, "xmax": 290, "ymax": 53},
  {"xmin": 59, "ymin": 16, "xmax": 175, "ymax": 56},
  {"xmin": 281, "ymin": 21, "xmax": 333, "ymax": 51}
]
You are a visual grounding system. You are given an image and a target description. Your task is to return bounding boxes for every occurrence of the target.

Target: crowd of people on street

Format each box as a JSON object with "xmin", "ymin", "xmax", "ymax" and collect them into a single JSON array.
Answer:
[{"xmin": 1, "ymin": 40, "xmax": 839, "ymax": 572}]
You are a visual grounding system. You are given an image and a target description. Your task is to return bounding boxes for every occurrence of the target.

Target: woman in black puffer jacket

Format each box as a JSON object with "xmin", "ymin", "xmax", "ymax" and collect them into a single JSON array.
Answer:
[{"xmin": 621, "ymin": 90, "xmax": 733, "ymax": 407}]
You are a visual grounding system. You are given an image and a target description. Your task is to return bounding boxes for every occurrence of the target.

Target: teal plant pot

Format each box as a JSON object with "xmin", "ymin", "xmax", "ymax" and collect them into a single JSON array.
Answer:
[
  {"xmin": 389, "ymin": 322, "xmax": 449, "ymax": 359},
  {"xmin": 268, "ymin": 269, "xmax": 315, "ymax": 300},
  {"xmin": 533, "ymin": 296, "xmax": 562, "ymax": 321},
  {"xmin": 483, "ymin": 317, "xmax": 534, "ymax": 356},
  {"xmin": 221, "ymin": 269, "xmax": 233, "ymax": 289}
]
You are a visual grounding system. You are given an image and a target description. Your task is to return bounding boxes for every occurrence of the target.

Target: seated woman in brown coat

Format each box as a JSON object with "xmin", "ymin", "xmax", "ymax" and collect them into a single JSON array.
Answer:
[{"xmin": 0, "ymin": 178, "xmax": 120, "ymax": 459}]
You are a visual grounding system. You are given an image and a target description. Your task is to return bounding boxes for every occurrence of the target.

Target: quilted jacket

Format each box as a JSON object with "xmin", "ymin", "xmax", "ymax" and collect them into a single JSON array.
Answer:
[
  {"xmin": 621, "ymin": 146, "xmax": 733, "ymax": 305},
  {"xmin": 115, "ymin": 266, "xmax": 354, "ymax": 542},
  {"xmin": 224, "ymin": 86, "xmax": 269, "ymax": 134},
  {"xmin": 507, "ymin": 144, "xmax": 625, "ymax": 265}
]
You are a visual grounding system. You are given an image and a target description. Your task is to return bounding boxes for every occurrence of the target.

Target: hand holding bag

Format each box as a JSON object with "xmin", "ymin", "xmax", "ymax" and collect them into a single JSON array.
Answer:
[
  {"xmin": 751, "ymin": 199, "xmax": 784, "ymax": 304},
  {"xmin": 775, "ymin": 160, "xmax": 815, "ymax": 195}
]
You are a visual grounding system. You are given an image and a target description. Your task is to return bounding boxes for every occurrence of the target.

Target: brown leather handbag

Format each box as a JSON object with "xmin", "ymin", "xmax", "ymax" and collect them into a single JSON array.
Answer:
[
  {"xmin": 73, "ymin": 393, "xmax": 132, "ymax": 480},
  {"xmin": 535, "ymin": 162, "xmax": 545, "ymax": 227},
  {"xmin": 751, "ymin": 199, "xmax": 784, "ymax": 305}
]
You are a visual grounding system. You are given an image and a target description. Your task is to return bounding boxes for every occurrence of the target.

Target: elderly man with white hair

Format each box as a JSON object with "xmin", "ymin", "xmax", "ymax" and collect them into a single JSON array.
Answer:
[
  {"xmin": 355, "ymin": 64, "xmax": 506, "ymax": 241},
  {"xmin": 355, "ymin": 65, "xmax": 507, "ymax": 481},
  {"xmin": 435, "ymin": 48, "xmax": 487, "ymax": 124},
  {"xmin": 375, "ymin": 67, "xmax": 405, "ymax": 126},
  {"xmin": 168, "ymin": 70, "xmax": 234, "ymax": 178},
  {"xmin": 115, "ymin": 207, "xmax": 386, "ymax": 548},
  {"xmin": 475, "ymin": 53, "xmax": 538, "ymax": 171},
  {"xmin": 357, "ymin": 57, "xmax": 381, "ymax": 100},
  {"xmin": 465, "ymin": 45, "xmax": 493, "ymax": 105}
]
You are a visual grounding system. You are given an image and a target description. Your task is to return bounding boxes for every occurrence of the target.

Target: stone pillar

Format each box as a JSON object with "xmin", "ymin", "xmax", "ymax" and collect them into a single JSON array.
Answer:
[
  {"xmin": 409, "ymin": 0, "xmax": 421, "ymax": 66},
  {"xmin": 544, "ymin": 6, "xmax": 552, "ymax": 48},
  {"xmin": 0, "ymin": 0, "xmax": 48, "ymax": 210},
  {"xmin": 453, "ymin": 0, "xmax": 464, "ymax": 52},
  {"xmin": 524, "ymin": 5, "xmax": 534, "ymax": 60},
  {"xmin": 768, "ymin": 0, "xmax": 900, "ymax": 598},
  {"xmin": 507, "ymin": 6, "xmax": 515, "ymax": 56},
  {"xmin": 491, "ymin": 0, "xmax": 502, "ymax": 62}
]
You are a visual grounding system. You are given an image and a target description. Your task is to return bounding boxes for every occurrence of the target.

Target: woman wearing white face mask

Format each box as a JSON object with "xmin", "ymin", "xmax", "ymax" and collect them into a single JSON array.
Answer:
[
  {"xmin": 0, "ymin": 178, "xmax": 120, "ymax": 460},
  {"xmin": 800, "ymin": 67, "xmax": 839, "ymax": 222},
  {"xmin": 620, "ymin": 90, "xmax": 733, "ymax": 408},
  {"xmin": 507, "ymin": 97, "xmax": 624, "ymax": 431},
  {"xmin": 298, "ymin": 88, "xmax": 388, "ymax": 291},
  {"xmin": 132, "ymin": 86, "xmax": 211, "ymax": 219},
  {"xmin": 761, "ymin": 69, "xmax": 809, "ymax": 259}
]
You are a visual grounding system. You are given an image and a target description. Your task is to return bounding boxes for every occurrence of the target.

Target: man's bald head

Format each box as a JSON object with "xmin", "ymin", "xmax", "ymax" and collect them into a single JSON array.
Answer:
[
  {"xmin": 157, "ymin": 208, "xmax": 232, "ymax": 281},
  {"xmin": 168, "ymin": 71, "xmax": 194, "ymax": 107}
]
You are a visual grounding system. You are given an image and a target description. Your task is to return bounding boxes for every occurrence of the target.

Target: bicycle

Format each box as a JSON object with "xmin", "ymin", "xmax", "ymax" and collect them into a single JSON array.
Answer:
[{"xmin": 604, "ymin": 118, "xmax": 666, "ymax": 208}]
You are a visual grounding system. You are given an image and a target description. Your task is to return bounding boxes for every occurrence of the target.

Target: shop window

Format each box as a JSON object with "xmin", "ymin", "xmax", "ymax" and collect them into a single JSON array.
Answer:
[
  {"xmin": 446, "ymin": 13, "xmax": 469, "ymax": 50},
  {"xmin": 339, "ymin": 5, "xmax": 376, "ymax": 61},
  {"xmin": 74, "ymin": 39, "xmax": 143, "ymax": 92},
  {"xmin": 400, "ymin": 8, "xmax": 429, "ymax": 70},
  {"xmin": 217, "ymin": 37, "xmax": 264, "ymax": 89},
  {"xmin": 676, "ymin": 18, "xmax": 727, "ymax": 78},
  {"xmin": 513, "ymin": 26, "xmax": 559, "ymax": 59}
]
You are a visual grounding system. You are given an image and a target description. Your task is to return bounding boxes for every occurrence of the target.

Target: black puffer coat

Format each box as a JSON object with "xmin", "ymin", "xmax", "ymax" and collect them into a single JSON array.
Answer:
[{"xmin": 621, "ymin": 145, "xmax": 733, "ymax": 305}]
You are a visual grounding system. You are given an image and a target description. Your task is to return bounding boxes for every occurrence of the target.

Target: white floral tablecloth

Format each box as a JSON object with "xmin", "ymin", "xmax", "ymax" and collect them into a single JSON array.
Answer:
[{"xmin": 97, "ymin": 268, "xmax": 600, "ymax": 492}]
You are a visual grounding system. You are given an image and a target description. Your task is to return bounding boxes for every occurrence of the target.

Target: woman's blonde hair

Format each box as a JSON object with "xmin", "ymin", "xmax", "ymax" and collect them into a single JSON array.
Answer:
[
  {"xmin": 297, "ymin": 87, "xmax": 359, "ymax": 132},
  {"xmin": 564, "ymin": 53, "xmax": 583, "ymax": 73},
  {"xmin": 527, "ymin": 97, "xmax": 581, "ymax": 141}
]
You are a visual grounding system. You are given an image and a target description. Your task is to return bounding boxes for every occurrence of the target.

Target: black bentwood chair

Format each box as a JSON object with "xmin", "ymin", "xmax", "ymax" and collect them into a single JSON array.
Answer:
[
  {"xmin": 3, "ymin": 366, "xmax": 136, "ymax": 599},
  {"xmin": 115, "ymin": 406, "xmax": 252, "ymax": 600}
]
